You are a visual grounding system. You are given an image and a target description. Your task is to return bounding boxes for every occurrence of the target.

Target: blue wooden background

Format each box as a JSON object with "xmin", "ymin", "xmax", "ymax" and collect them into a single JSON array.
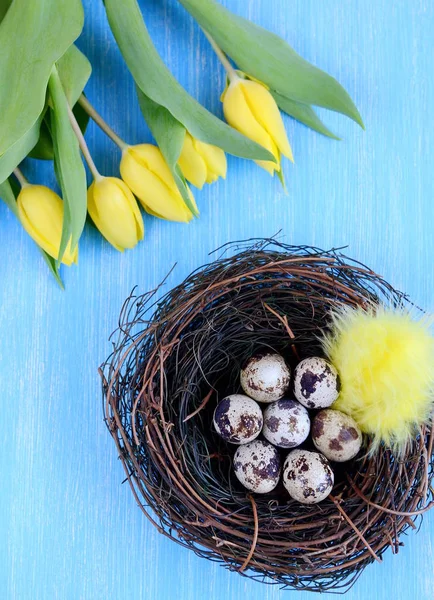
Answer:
[{"xmin": 1, "ymin": 0, "xmax": 433, "ymax": 598}]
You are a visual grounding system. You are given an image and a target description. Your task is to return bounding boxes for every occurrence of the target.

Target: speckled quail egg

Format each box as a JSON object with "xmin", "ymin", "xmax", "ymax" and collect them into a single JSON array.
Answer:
[
  {"xmin": 233, "ymin": 439, "xmax": 281, "ymax": 493},
  {"xmin": 293, "ymin": 357, "xmax": 340, "ymax": 409},
  {"xmin": 262, "ymin": 399, "xmax": 310, "ymax": 448},
  {"xmin": 213, "ymin": 394, "xmax": 263, "ymax": 444},
  {"xmin": 312, "ymin": 409, "xmax": 362, "ymax": 462},
  {"xmin": 283, "ymin": 449, "xmax": 334, "ymax": 504},
  {"xmin": 240, "ymin": 352, "xmax": 291, "ymax": 403}
]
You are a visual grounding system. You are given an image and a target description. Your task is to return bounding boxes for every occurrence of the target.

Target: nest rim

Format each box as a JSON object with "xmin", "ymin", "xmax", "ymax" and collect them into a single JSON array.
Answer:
[{"xmin": 101, "ymin": 239, "xmax": 434, "ymax": 593}]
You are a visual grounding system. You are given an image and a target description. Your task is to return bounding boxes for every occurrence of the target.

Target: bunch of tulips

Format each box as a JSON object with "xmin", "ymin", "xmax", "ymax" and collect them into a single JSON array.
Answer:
[{"xmin": 0, "ymin": 0, "xmax": 362, "ymax": 285}]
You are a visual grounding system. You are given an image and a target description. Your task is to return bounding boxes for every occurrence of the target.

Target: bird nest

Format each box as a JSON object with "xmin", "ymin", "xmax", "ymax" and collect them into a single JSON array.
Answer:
[{"xmin": 100, "ymin": 239, "xmax": 434, "ymax": 593}]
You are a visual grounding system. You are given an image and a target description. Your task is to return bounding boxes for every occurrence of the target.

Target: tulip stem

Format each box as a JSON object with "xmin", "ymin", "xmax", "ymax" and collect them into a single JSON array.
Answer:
[
  {"xmin": 67, "ymin": 104, "xmax": 102, "ymax": 181},
  {"xmin": 13, "ymin": 167, "xmax": 29, "ymax": 188},
  {"xmin": 201, "ymin": 29, "xmax": 239, "ymax": 82},
  {"xmin": 78, "ymin": 95, "xmax": 128, "ymax": 151}
]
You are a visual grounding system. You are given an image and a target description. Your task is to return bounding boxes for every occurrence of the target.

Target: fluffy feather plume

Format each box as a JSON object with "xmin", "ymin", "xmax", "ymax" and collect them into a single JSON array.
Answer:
[{"xmin": 322, "ymin": 307, "xmax": 434, "ymax": 452}]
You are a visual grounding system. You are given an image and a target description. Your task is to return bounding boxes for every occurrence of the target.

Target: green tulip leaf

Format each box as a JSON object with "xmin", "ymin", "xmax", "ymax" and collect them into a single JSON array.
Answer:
[
  {"xmin": 56, "ymin": 45, "xmax": 92, "ymax": 107},
  {"xmin": 0, "ymin": 0, "xmax": 84, "ymax": 155},
  {"xmin": 0, "ymin": 114, "xmax": 43, "ymax": 183},
  {"xmin": 136, "ymin": 89, "xmax": 198, "ymax": 217},
  {"xmin": 48, "ymin": 66, "xmax": 87, "ymax": 262},
  {"xmin": 0, "ymin": 0, "xmax": 12, "ymax": 23},
  {"xmin": 178, "ymin": 0, "xmax": 363, "ymax": 128},
  {"xmin": 272, "ymin": 93, "xmax": 340, "ymax": 140},
  {"xmin": 30, "ymin": 46, "xmax": 91, "ymax": 161},
  {"xmin": 0, "ymin": 178, "xmax": 18, "ymax": 217},
  {"xmin": 28, "ymin": 118, "xmax": 55, "ymax": 161},
  {"xmin": 30, "ymin": 102, "xmax": 90, "ymax": 161},
  {"xmin": 104, "ymin": 0, "xmax": 273, "ymax": 163},
  {"xmin": 38, "ymin": 249, "xmax": 65, "ymax": 289},
  {"xmin": 0, "ymin": 177, "xmax": 64, "ymax": 287}
]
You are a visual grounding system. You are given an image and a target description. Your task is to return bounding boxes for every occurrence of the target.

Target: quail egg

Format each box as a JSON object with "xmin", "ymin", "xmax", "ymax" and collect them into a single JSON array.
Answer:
[
  {"xmin": 312, "ymin": 409, "xmax": 362, "ymax": 462},
  {"xmin": 262, "ymin": 399, "xmax": 310, "ymax": 448},
  {"xmin": 283, "ymin": 449, "xmax": 334, "ymax": 504},
  {"xmin": 293, "ymin": 357, "xmax": 340, "ymax": 409},
  {"xmin": 240, "ymin": 352, "xmax": 291, "ymax": 403},
  {"xmin": 233, "ymin": 439, "xmax": 281, "ymax": 493},
  {"xmin": 213, "ymin": 394, "xmax": 263, "ymax": 444}
]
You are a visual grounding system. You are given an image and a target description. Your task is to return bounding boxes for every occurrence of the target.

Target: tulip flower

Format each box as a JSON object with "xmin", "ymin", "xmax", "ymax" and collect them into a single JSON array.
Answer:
[
  {"xmin": 17, "ymin": 184, "xmax": 77, "ymax": 265},
  {"xmin": 87, "ymin": 177, "xmax": 144, "ymax": 252},
  {"xmin": 221, "ymin": 75, "xmax": 293, "ymax": 176},
  {"xmin": 177, "ymin": 132, "xmax": 227, "ymax": 189},
  {"xmin": 120, "ymin": 144, "xmax": 197, "ymax": 223}
]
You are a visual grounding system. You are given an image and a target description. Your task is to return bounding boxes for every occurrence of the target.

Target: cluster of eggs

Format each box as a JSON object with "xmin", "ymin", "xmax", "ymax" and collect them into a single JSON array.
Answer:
[{"xmin": 213, "ymin": 352, "xmax": 362, "ymax": 504}]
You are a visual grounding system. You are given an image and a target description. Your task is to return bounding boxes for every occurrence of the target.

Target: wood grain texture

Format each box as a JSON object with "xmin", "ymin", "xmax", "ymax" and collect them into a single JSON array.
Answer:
[{"xmin": 1, "ymin": 0, "xmax": 433, "ymax": 598}]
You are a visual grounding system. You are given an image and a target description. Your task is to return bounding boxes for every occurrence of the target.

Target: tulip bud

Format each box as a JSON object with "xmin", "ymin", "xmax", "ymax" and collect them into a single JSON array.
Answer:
[
  {"xmin": 120, "ymin": 144, "xmax": 197, "ymax": 222},
  {"xmin": 17, "ymin": 184, "xmax": 77, "ymax": 266},
  {"xmin": 177, "ymin": 132, "xmax": 227, "ymax": 189},
  {"xmin": 221, "ymin": 76, "xmax": 293, "ymax": 175},
  {"xmin": 87, "ymin": 177, "xmax": 144, "ymax": 252}
]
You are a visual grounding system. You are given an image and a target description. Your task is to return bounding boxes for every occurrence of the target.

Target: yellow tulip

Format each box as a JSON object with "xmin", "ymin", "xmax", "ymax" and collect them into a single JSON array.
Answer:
[
  {"xmin": 17, "ymin": 184, "xmax": 77, "ymax": 266},
  {"xmin": 120, "ymin": 144, "xmax": 197, "ymax": 223},
  {"xmin": 178, "ymin": 132, "xmax": 227, "ymax": 189},
  {"xmin": 221, "ymin": 76, "xmax": 293, "ymax": 175},
  {"xmin": 87, "ymin": 177, "xmax": 144, "ymax": 252}
]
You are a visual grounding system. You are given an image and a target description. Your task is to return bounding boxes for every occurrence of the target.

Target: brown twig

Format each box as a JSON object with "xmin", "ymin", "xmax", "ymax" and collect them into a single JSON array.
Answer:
[
  {"xmin": 183, "ymin": 389, "xmax": 214, "ymax": 422},
  {"xmin": 263, "ymin": 302, "xmax": 300, "ymax": 360},
  {"xmin": 347, "ymin": 475, "xmax": 434, "ymax": 516},
  {"xmin": 330, "ymin": 496, "xmax": 382, "ymax": 563},
  {"xmin": 238, "ymin": 494, "xmax": 259, "ymax": 573}
]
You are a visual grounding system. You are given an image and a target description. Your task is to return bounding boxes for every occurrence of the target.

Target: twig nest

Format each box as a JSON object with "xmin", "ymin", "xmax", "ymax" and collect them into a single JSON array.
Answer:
[
  {"xmin": 283, "ymin": 449, "xmax": 334, "ymax": 504},
  {"xmin": 312, "ymin": 409, "xmax": 362, "ymax": 462},
  {"xmin": 102, "ymin": 240, "xmax": 434, "ymax": 592},
  {"xmin": 213, "ymin": 394, "xmax": 263, "ymax": 444},
  {"xmin": 293, "ymin": 357, "xmax": 340, "ymax": 409},
  {"xmin": 263, "ymin": 399, "xmax": 310, "ymax": 448},
  {"xmin": 233, "ymin": 439, "xmax": 281, "ymax": 493},
  {"xmin": 240, "ymin": 352, "xmax": 291, "ymax": 403}
]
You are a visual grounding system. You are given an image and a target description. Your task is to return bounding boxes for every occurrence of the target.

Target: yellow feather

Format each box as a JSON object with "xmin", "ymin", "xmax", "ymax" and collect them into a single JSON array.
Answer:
[{"xmin": 322, "ymin": 307, "xmax": 434, "ymax": 452}]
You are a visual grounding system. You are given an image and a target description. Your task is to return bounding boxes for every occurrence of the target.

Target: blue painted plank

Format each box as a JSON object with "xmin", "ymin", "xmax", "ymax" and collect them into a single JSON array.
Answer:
[{"xmin": 1, "ymin": 0, "xmax": 433, "ymax": 598}]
